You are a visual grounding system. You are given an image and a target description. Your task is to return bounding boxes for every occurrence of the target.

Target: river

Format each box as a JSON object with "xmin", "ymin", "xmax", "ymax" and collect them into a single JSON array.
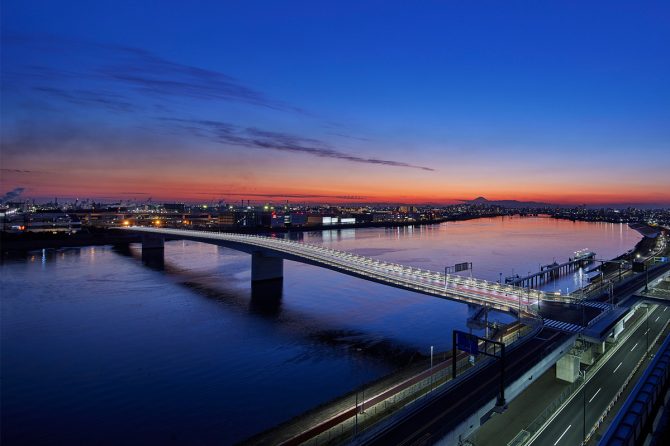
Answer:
[{"xmin": 0, "ymin": 216, "xmax": 640, "ymax": 445}]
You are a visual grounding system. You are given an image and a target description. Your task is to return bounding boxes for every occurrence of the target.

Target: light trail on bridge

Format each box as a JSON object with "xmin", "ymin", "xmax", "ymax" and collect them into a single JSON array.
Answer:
[{"xmin": 121, "ymin": 227, "xmax": 576, "ymax": 316}]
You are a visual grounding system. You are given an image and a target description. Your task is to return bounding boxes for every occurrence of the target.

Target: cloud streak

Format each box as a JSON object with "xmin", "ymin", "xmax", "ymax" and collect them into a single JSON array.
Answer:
[
  {"xmin": 4, "ymin": 34, "xmax": 303, "ymax": 114},
  {"xmin": 163, "ymin": 118, "xmax": 435, "ymax": 171},
  {"xmin": 194, "ymin": 192, "xmax": 368, "ymax": 200},
  {"xmin": 99, "ymin": 51, "xmax": 298, "ymax": 112},
  {"xmin": 1, "ymin": 168, "xmax": 35, "ymax": 174},
  {"xmin": 34, "ymin": 86, "xmax": 136, "ymax": 112}
]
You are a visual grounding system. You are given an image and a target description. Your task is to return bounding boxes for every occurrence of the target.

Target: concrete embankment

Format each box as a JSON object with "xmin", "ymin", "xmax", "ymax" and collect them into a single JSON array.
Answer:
[{"xmin": 628, "ymin": 222, "xmax": 662, "ymax": 238}]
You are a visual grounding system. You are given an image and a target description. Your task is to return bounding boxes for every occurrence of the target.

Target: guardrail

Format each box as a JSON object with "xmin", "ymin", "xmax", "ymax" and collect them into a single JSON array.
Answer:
[{"xmin": 595, "ymin": 318, "xmax": 670, "ymax": 445}]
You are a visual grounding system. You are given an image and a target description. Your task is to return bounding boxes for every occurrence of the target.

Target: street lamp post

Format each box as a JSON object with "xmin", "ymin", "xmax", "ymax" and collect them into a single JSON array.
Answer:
[
  {"xmin": 583, "ymin": 385, "xmax": 586, "ymax": 443},
  {"xmin": 646, "ymin": 305, "xmax": 650, "ymax": 355},
  {"xmin": 430, "ymin": 345, "xmax": 434, "ymax": 369},
  {"xmin": 354, "ymin": 347, "xmax": 364, "ymax": 436},
  {"xmin": 644, "ymin": 265, "xmax": 649, "ymax": 293},
  {"xmin": 430, "ymin": 345, "xmax": 433, "ymax": 392},
  {"xmin": 583, "ymin": 378, "xmax": 587, "ymax": 443}
]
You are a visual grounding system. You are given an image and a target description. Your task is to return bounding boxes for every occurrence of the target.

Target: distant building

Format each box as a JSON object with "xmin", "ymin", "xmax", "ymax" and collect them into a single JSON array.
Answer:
[
  {"xmin": 307, "ymin": 215, "xmax": 323, "ymax": 226},
  {"xmin": 289, "ymin": 212, "xmax": 308, "ymax": 227},
  {"xmin": 163, "ymin": 203, "xmax": 186, "ymax": 213},
  {"xmin": 218, "ymin": 211, "xmax": 236, "ymax": 227},
  {"xmin": 7, "ymin": 211, "xmax": 81, "ymax": 233}
]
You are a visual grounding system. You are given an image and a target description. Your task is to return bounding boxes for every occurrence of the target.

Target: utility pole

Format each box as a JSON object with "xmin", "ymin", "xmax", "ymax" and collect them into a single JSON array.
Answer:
[{"xmin": 354, "ymin": 390, "xmax": 358, "ymax": 435}]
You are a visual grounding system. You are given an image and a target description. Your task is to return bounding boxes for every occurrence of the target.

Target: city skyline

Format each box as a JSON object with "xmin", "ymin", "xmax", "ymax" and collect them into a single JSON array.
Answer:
[{"xmin": 2, "ymin": 1, "xmax": 669, "ymax": 206}]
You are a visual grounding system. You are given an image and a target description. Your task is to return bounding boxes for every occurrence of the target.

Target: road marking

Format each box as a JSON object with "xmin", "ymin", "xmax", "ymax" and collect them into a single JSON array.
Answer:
[
  {"xmin": 589, "ymin": 387, "xmax": 602, "ymax": 403},
  {"xmin": 614, "ymin": 362, "xmax": 623, "ymax": 373},
  {"xmin": 665, "ymin": 307, "xmax": 667, "ymax": 312},
  {"xmin": 655, "ymin": 316, "xmax": 660, "ymax": 322},
  {"xmin": 554, "ymin": 425, "xmax": 572, "ymax": 445},
  {"xmin": 644, "ymin": 329, "xmax": 649, "ymax": 335},
  {"xmin": 631, "ymin": 342, "xmax": 639, "ymax": 352}
]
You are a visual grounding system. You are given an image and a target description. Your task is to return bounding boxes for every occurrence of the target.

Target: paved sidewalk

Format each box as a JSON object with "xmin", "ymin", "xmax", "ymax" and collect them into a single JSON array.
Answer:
[{"xmin": 466, "ymin": 365, "xmax": 570, "ymax": 445}]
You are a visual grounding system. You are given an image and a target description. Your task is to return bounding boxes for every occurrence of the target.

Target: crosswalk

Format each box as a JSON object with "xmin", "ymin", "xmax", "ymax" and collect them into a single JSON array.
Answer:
[
  {"xmin": 581, "ymin": 301, "xmax": 612, "ymax": 310},
  {"xmin": 543, "ymin": 319, "xmax": 584, "ymax": 333}
]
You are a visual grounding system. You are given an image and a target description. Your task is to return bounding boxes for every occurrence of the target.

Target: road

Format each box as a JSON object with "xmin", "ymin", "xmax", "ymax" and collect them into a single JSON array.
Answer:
[
  {"xmin": 361, "ymin": 328, "xmax": 571, "ymax": 446},
  {"xmin": 529, "ymin": 304, "xmax": 670, "ymax": 446}
]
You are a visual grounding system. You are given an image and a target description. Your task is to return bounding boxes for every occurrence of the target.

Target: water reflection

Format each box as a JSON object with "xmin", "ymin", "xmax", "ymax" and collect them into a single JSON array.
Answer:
[
  {"xmin": 141, "ymin": 248, "xmax": 165, "ymax": 270},
  {"xmin": 249, "ymin": 280, "xmax": 283, "ymax": 317}
]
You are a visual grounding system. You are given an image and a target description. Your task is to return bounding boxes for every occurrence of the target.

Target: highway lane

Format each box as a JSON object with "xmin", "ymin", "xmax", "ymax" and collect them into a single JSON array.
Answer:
[{"xmin": 529, "ymin": 304, "xmax": 670, "ymax": 446}]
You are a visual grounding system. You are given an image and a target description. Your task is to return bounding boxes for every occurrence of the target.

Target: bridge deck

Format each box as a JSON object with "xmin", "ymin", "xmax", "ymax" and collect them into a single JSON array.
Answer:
[{"xmin": 123, "ymin": 227, "xmax": 558, "ymax": 315}]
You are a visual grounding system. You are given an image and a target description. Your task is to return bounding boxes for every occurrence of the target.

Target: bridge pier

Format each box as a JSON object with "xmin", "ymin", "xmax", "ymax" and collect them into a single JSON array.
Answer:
[
  {"xmin": 141, "ymin": 235, "xmax": 165, "ymax": 270},
  {"xmin": 142, "ymin": 234, "xmax": 165, "ymax": 251},
  {"xmin": 251, "ymin": 251, "xmax": 283, "ymax": 282}
]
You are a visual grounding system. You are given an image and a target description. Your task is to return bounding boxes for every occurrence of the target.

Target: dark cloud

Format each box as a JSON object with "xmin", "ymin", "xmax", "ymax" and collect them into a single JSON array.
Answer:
[
  {"xmin": 100, "ymin": 54, "xmax": 299, "ymax": 112},
  {"xmin": 1, "ymin": 187, "xmax": 26, "ymax": 203},
  {"xmin": 4, "ymin": 34, "xmax": 303, "ymax": 114},
  {"xmin": 198, "ymin": 192, "xmax": 368, "ymax": 200},
  {"xmin": 162, "ymin": 118, "xmax": 435, "ymax": 172},
  {"xmin": 5, "ymin": 34, "xmax": 433, "ymax": 173},
  {"xmin": 1, "ymin": 168, "xmax": 34, "ymax": 173},
  {"xmin": 326, "ymin": 132, "xmax": 373, "ymax": 142},
  {"xmin": 34, "ymin": 86, "xmax": 136, "ymax": 112}
]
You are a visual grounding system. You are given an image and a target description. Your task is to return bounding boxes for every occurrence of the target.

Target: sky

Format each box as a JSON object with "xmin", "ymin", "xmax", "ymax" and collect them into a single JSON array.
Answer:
[{"xmin": 1, "ymin": 1, "xmax": 669, "ymax": 206}]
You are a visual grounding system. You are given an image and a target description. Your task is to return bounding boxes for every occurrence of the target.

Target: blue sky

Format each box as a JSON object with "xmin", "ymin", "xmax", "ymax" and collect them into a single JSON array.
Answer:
[{"xmin": 2, "ymin": 1, "xmax": 669, "ymax": 204}]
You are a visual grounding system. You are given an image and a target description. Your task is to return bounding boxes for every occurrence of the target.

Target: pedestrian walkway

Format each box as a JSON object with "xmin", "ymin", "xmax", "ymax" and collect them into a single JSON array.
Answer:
[
  {"xmin": 582, "ymin": 301, "xmax": 613, "ymax": 310},
  {"xmin": 542, "ymin": 319, "xmax": 583, "ymax": 333},
  {"xmin": 464, "ymin": 367, "xmax": 571, "ymax": 446}
]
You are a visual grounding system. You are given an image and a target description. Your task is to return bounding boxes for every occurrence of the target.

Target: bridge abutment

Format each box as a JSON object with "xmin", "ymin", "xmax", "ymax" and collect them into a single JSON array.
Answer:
[{"xmin": 251, "ymin": 251, "xmax": 283, "ymax": 282}]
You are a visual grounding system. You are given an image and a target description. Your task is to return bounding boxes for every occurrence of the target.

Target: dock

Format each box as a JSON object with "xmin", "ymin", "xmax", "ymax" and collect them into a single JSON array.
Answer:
[{"xmin": 506, "ymin": 251, "xmax": 595, "ymax": 288}]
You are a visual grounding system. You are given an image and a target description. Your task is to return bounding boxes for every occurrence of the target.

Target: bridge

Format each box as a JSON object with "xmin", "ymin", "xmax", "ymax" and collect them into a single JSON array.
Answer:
[{"xmin": 119, "ymin": 226, "xmax": 563, "ymax": 316}]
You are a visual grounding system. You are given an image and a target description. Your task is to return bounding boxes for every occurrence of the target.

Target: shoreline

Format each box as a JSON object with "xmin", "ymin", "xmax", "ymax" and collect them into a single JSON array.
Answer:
[
  {"xmin": 1, "ymin": 214, "xmax": 655, "ymax": 253},
  {"xmin": 0, "ymin": 212, "xmax": 507, "ymax": 252}
]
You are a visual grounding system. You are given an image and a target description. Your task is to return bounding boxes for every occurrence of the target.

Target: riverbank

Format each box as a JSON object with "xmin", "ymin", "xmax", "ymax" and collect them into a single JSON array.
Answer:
[
  {"xmin": 628, "ymin": 222, "xmax": 662, "ymax": 238},
  {"xmin": 0, "ymin": 229, "xmax": 143, "ymax": 252},
  {"xmin": 0, "ymin": 212, "xmax": 502, "ymax": 252}
]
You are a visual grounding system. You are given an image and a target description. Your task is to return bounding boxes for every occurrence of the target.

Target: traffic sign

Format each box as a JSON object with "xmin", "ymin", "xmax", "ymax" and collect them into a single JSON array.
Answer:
[{"xmin": 455, "ymin": 331, "xmax": 479, "ymax": 356}]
